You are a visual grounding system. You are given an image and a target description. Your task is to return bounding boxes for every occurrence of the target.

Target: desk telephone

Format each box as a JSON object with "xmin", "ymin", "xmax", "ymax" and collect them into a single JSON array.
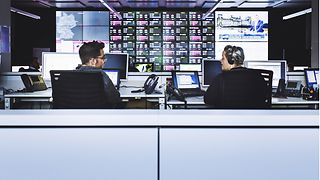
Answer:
[
  {"xmin": 166, "ymin": 84, "xmax": 186, "ymax": 102},
  {"xmin": 144, "ymin": 74, "xmax": 159, "ymax": 94},
  {"xmin": 130, "ymin": 74, "xmax": 160, "ymax": 94},
  {"xmin": 20, "ymin": 74, "xmax": 48, "ymax": 92},
  {"xmin": 274, "ymin": 79, "xmax": 302, "ymax": 98}
]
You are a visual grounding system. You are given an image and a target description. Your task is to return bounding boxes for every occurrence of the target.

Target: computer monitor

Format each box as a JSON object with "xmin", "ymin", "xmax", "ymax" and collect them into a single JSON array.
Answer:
[
  {"xmin": 102, "ymin": 68, "xmax": 120, "ymax": 90},
  {"xmin": 304, "ymin": 68, "xmax": 319, "ymax": 89},
  {"xmin": 103, "ymin": 53, "xmax": 129, "ymax": 81},
  {"xmin": 134, "ymin": 63, "xmax": 154, "ymax": 72},
  {"xmin": 179, "ymin": 64, "xmax": 201, "ymax": 71},
  {"xmin": 244, "ymin": 60, "xmax": 287, "ymax": 88},
  {"xmin": 42, "ymin": 52, "xmax": 81, "ymax": 80},
  {"xmin": 172, "ymin": 71, "xmax": 201, "ymax": 90},
  {"xmin": 202, "ymin": 60, "xmax": 222, "ymax": 87}
]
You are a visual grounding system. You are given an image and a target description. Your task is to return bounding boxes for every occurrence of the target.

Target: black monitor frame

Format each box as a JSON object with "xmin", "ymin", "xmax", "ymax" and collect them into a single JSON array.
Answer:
[
  {"xmin": 104, "ymin": 52, "xmax": 129, "ymax": 81},
  {"xmin": 202, "ymin": 59, "xmax": 222, "ymax": 87}
]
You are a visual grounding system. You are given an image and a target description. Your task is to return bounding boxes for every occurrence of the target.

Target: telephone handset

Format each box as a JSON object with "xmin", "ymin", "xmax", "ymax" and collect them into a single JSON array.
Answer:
[
  {"xmin": 274, "ymin": 79, "xmax": 287, "ymax": 98},
  {"xmin": 144, "ymin": 74, "xmax": 159, "ymax": 94},
  {"xmin": 21, "ymin": 74, "xmax": 48, "ymax": 92},
  {"xmin": 166, "ymin": 84, "xmax": 186, "ymax": 102}
]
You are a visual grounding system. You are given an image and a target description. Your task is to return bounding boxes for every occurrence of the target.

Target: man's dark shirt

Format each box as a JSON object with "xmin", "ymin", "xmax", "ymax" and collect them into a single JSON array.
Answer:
[
  {"xmin": 77, "ymin": 65, "xmax": 121, "ymax": 106},
  {"xmin": 204, "ymin": 67, "xmax": 269, "ymax": 109}
]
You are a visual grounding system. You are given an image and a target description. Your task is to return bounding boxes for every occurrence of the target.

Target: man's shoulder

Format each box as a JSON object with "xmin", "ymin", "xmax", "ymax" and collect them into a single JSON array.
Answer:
[{"xmin": 77, "ymin": 66, "xmax": 102, "ymax": 72}]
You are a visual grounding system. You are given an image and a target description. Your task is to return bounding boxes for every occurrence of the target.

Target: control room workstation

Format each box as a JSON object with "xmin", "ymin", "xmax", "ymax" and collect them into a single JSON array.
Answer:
[
  {"xmin": 2, "ymin": 51, "xmax": 319, "ymax": 110},
  {"xmin": 0, "ymin": 2, "xmax": 318, "ymax": 180},
  {"xmin": 1, "ymin": 9, "xmax": 319, "ymax": 110}
]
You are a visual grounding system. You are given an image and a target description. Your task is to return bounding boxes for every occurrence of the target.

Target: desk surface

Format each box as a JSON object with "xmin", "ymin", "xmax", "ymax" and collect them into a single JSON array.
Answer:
[
  {"xmin": 5, "ymin": 89, "xmax": 318, "ymax": 107},
  {"xmin": 166, "ymin": 96, "xmax": 319, "ymax": 105},
  {"xmin": 4, "ymin": 87, "xmax": 165, "ymax": 98}
]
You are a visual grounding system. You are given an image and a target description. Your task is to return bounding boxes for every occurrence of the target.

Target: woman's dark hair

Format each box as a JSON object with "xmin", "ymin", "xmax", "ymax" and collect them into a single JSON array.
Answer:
[
  {"xmin": 224, "ymin": 45, "xmax": 245, "ymax": 65},
  {"xmin": 79, "ymin": 41, "xmax": 105, "ymax": 64}
]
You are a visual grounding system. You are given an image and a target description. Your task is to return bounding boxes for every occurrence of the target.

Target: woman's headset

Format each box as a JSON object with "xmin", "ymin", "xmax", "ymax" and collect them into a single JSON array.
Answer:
[{"xmin": 225, "ymin": 46, "xmax": 245, "ymax": 65}]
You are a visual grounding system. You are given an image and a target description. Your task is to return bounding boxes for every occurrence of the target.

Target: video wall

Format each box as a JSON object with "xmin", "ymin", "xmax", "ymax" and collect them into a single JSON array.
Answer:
[
  {"xmin": 109, "ymin": 11, "xmax": 215, "ymax": 71},
  {"xmin": 215, "ymin": 11, "xmax": 268, "ymax": 61},
  {"xmin": 56, "ymin": 11, "xmax": 110, "ymax": 53},
  {"xmin": 56, "ymin": 10, "xmax": 268, "ymax": 72}
]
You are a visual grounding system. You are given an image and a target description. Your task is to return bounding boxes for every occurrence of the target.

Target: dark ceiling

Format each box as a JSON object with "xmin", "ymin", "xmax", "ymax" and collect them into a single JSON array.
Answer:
[{"xmin": 11, "ymin": 0, "xmax": 312, "ymax": 10}]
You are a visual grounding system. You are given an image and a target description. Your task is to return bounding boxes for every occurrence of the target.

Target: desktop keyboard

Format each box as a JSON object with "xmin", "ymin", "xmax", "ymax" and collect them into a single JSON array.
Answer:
[{"xmin": 182, "ymin": 90, "xmax": 206, "ymax": 97}]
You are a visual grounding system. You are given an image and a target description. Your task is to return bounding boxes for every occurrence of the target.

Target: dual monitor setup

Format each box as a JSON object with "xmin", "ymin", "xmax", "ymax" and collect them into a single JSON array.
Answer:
[
  {"xmin": 202, "ymin": 59, "xmax": 287, "ymax": 88},
  {"xmin": 42, "ymin": 52, "xmax": 129, "ymax": 89}
]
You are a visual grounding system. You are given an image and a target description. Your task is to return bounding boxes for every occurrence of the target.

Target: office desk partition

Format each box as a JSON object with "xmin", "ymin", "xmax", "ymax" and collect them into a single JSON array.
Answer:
[{"xmin": 4, "ymin": 87, "xmax": 165, "ymax": 110}]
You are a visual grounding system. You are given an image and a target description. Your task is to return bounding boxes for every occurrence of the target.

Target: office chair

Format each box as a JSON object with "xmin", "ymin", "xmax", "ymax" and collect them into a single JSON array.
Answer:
[
  {"xmin": 218, "ymin": 68, "xmax": 273, "ymax": 109},
  {"xmin": 50, "ymin": 70, "xmax": 111, "ymax": 109}
]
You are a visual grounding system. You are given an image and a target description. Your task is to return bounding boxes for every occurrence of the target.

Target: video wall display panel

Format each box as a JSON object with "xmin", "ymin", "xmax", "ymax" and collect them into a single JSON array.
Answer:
[
  {"xmin": 56, "ymin": 11, "xmax": 109, "ymax": 53},
  {"xmin": 215, "ymin": 41, "xmax": 268, "ymax": 61},
  {"xmin": 109, "ymin": 11, "xmax": 215, "ymax": 72},
  {"xmin": 215, "ymin": 11, "xmax": 268, "ymax": 61},
  {"xmin": 55, "ymin": 10, "xmax": 271, "ymax": 72},
  {"xmin": 0, "ymin": 25, "xmax": 10, "ymax": 53}
]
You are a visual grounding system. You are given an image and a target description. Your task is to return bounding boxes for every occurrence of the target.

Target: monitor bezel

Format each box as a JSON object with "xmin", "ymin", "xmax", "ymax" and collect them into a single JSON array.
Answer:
[
  {"xmin": 202, "ymin": 59, "xmax": 222, "ymax": 87},
  {"xmin": 104, "ymin": 52, "xmax": 129, "ymax": 81}
]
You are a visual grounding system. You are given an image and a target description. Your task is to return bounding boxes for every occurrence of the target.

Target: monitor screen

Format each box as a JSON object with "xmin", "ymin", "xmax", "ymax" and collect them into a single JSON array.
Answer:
[
  {"xmin": 215, "ymin": 41, "xmax": 268, "ymax": 61},
  {"xmin": 0, "ymin": 25, "xmax": 10, "ymax": 53},
  {"xmin": 215, "ymin": 11, "xmax": 268, "ymax": 42},
  {"xmin": 179, "ymin": 64, "xmax": 201, "ymax": 71},
  {"xmin": 215, "ymin": 11, "xmax": 268, "ymax": 61},
  {"xmin": 172, "ymin": 71, "xmax": 201, "ymax": 90},
  {"xmin": 103, "ymin": 53, "xmax": 128, "ymax": 81},
  {"xmin": 202, "ymin": 60, "xmax": 222, "ymax": 87},
  {"xmin": 134, "ymin": 63, "xmax": 154, "ymax": 72},
  {"xmin": 304, "ymin": 68, "xmax": 319, "ymax": 89},
  {"xmin": 42, "ymin": 52, "xmax": 81, "ymax": 80},
  {"xmin": 244, "ymin": 60, "xmax": 287, "ymax": 88},
  {"xmin": 102, "ymin": 69, "xmax": 120, "ymax": 89}
]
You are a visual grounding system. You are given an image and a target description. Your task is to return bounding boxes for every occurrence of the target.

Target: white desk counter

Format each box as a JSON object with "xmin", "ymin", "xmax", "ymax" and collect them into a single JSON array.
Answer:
[
  {"xmin": 0, "ymin": 110, "xmax": 318, "ymax": 180},
  {"xmin": 0, "ymin": 110, "xmax": 318, "ymax": 127}
]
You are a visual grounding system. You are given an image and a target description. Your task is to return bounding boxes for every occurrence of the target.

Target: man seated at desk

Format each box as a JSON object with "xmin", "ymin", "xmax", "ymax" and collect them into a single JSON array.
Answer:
[
  {"xmin": 77, "ymin": 41, "xmax": 121, "ymax": 107},
  {"xmin": 204, "ymin": 45, "xmax": 269, "ymax": 109}
]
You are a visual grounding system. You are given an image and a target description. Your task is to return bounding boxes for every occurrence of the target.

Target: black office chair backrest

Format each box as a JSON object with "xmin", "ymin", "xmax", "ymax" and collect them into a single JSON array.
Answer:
[
  {"xmin": 219, "ymin": 68, "xmax": 273, "ymax": 109},
  {"xmin": 256, "ymin": 69, "xmax": 273, "ymax": 106},
  {"xmin": 50, "ymin": 70, "xmax": 108, "ymax": 109}
]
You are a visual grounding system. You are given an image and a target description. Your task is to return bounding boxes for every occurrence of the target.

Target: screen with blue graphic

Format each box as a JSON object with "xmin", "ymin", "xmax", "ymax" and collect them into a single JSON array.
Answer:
[
  {"xmin": 174, "ymin": 71, "xmax": 201, "ymax": 89},
  {"xmin": 304, "ymin": 69, "xmax": 319, "ymax": 89}
]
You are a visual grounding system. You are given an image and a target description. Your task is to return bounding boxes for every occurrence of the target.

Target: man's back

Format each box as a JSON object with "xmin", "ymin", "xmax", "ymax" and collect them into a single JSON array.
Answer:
[
  {"xmin": 76, "ymin": 66, "xmax": 121, "ymax": 106},
  {"xmin": 204, "ymin": 67, "xmax": 271, "ymax": 109}
]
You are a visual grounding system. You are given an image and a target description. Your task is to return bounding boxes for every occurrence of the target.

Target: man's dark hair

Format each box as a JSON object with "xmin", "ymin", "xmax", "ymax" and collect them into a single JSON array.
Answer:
[{"xmin": 79, "ymin": 41, "xmax": 105, "ymax": 64}]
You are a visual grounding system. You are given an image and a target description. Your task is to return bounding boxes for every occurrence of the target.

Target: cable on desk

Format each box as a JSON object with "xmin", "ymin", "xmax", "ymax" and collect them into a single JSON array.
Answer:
[{"xmin": 120, "ymin": 85, "xmax": 143, "ymax": 88}]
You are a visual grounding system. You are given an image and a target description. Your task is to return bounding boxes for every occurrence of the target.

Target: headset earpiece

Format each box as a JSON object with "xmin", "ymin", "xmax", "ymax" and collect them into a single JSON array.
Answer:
[{"xmin": 225, "ymin": 46, "xmax": 234, "ymax": 65}]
